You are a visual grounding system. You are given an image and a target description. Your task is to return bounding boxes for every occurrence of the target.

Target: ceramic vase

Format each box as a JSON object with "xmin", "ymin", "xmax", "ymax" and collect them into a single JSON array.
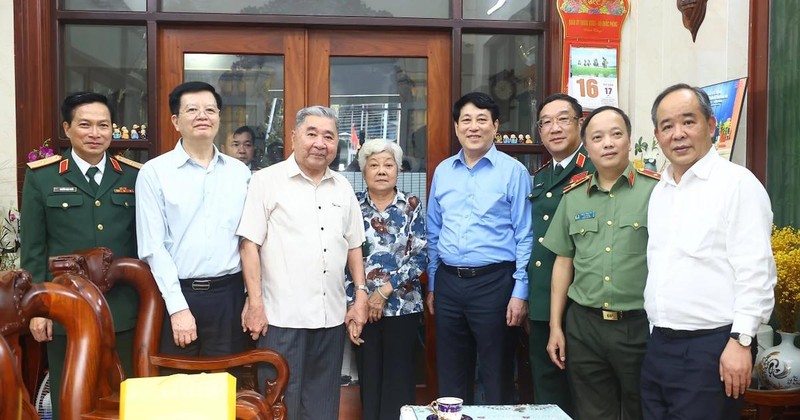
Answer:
[{"xmin": 756, "ymin": 331, "xmax": 800, "ymax": 390}]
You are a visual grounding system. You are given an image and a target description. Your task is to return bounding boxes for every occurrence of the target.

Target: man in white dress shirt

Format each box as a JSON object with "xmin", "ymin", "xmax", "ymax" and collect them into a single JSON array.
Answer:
[{"xmin": 640, "ymin": 83, "xmax": 776, "ymax": 419}]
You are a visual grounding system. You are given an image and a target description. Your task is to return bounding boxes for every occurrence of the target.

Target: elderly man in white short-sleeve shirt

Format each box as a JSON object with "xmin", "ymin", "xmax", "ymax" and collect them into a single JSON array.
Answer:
[{"xmin": 237, "ymin": 105, "xmax": 368, "ymax": 420}]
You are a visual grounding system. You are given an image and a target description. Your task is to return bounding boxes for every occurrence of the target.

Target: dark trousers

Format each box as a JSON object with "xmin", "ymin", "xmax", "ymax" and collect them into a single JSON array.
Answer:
[
  {"xmin": 434, "ymin": 264, "xmax": 515, "ymax": 404},
  {"xmin": 48, "ymin": 328, "xmax": 134, "ymax": 420},
  {"xmin": 159, "ymin": 273, "xmax": 246, "ymax": 366},
  {"xmin": 529, "ymin": 320, "xmax": 573, "ymax": 416},
  {"xmin": 258, "ymin": 324, "xmax": 345, "ymax": 420},
  {"xmin": 565, "ymin": 303, "xmax": 648, "ymax": 420},
  {"xmin": 641, "ymin": 326, "xmax": 750, "ymax": 420},
  {"xmin": 355, "ymin": 312, "xmax": 421, "ymax": 420}
]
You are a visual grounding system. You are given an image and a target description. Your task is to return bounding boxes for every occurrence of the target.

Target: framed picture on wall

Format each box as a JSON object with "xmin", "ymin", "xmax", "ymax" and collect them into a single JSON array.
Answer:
[
  {"xmin": 565, "ymin": 45, "xmax": 619, "ymax": 111},
  {"xmin": 700, "ymin": 77, "xmax": 748, "ymax": 161}
]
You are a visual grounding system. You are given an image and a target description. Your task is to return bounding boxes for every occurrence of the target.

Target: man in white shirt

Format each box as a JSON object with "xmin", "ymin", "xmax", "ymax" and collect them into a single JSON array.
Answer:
[
  {"xmin": 237, "ymin": 106, "xmax": 368, "ymax": 420},
  {"xmin": 641, "ymin": 83, "xmax": 776, "ymax": 419},
  {"xmin": 136, "ymin": 81, "xmax": 252, "ymax": 359}
]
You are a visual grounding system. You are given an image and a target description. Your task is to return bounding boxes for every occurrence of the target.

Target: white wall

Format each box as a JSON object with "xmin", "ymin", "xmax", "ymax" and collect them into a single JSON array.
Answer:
[
  {"xmin": 0, "ymin": 2, "xmax": 17, "ymax": 211},
  {"xmin": 619, "ymin": 0, "xmax": 749, "ymax": 168}
]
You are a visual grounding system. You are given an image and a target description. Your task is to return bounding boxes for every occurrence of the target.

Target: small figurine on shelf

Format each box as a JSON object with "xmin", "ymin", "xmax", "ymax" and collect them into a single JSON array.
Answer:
[
  {"xmin": 495, "ymin": 134, "xmax": 502, "ymax": 143},
  {"xmin": 112, "ymin": 123, "xmax": 122, "ymax": 139},
  {"xmin": 525, "ymin": 134, "xmax": 533, "ymax": 144},
  {"xmin": 510, "ymin": 134, "xmax": 518, "ymax": 144},
  {"xmin": 139, "ymin": 124, "xmax": 147, "ymax": 140},
  {"xmin": 121, "ymin": 126, "xmax": 130, "ymax": 139},
  {"xmin": 131, "ymin": 124, "xmax": 140, "ymax": 139},
  {"xmin": 502, "ymin": 134, "xmax": 510, "ymax": 143}
]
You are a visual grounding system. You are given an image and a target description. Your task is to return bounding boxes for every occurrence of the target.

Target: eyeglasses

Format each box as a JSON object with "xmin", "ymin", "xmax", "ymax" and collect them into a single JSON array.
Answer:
[
  {"xmin": 180, "ymin": 106, "xmax": 220, "ymax": 118},
  {"xmin": 536, "ymin": 115, "xmax": 579, "ymax": 130}
]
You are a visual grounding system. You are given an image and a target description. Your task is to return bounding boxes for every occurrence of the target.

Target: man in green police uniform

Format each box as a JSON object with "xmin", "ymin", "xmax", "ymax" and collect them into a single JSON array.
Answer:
[
  {"xmin": 21, "ymin": 92, "xmax": 141, "ymax": 420},
  {"xmin": 527, "ymin": 93, "xmax": 592, "ymax": 415},
  {"xmin": 543, "ymin": 106, "xmax": 658, "ymax": 420}
]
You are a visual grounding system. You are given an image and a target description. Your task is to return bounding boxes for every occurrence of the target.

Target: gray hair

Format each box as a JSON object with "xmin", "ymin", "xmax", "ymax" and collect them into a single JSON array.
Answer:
[
  {"xmin": 650, "ymin": 83, "xmax": 714, "ymax": 128},
  {"xmin": 296, "ymin": 105, "xmax": 339, "ymax": 128},
  {"xmin": 358, "ymin": 139, "xmax": 403, "ymax": 172}
]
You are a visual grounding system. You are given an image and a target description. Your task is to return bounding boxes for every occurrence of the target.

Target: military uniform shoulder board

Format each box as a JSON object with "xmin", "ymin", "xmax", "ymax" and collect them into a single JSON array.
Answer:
[
  {"xmin": 26, "ymin": 154, "xmax": 62, "ymax": 170},
  {"xmin": 114, "ymin": 154, "xmax": 143, "ymax": 170},
  {"xmin": 636, "ymin": 167, "xmax": 661, "ymax": 180},
  {"xmin": 563, "ymin": 171, "xmax": 591, "ymax": 193},
  {"xmin": 533, "ymin": 159, "xmax": 551, "ymax": 175}
]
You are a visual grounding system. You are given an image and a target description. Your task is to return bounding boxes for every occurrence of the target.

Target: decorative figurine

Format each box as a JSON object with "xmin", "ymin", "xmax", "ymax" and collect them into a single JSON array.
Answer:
[
  {"xmin": 525, "ymin": 134, "xmax": 533, "ymax": 144},
  {"xmin": 502, "ymin": 134, "xmax": 510, "ymax": 143},
  {"xmin": 495, "ymin": 134, "xmax": 502, "ymax": 143},
  {"xmin": 131, "ymin": 124, "xmax": 140, "ymax": 139},
  {"xmin": 112, "ymin": 123, "xmax": 122, "ymax": 139},
  {"xmin": 139, "ymin": 124, "xmax": 147, "ymax": 140},
  {"xmin": 121, "ymin": 126, "xmax": 130, "ymax": 139}
]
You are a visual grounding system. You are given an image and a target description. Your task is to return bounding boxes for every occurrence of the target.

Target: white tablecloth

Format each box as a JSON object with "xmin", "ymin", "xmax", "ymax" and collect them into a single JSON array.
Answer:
[{"xmin": 400, "ymin": 404, "xmax": 572, "ymax": 419}]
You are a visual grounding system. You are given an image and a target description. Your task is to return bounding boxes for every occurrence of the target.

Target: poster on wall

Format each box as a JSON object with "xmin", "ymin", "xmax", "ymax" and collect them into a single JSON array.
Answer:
[
  {"xmin": 567, "ymin": 46, "xmax": 619, "ymax": 110},
  {"xmin": 700, "ymin": 77, "xmax": 747, "ymax": 161}
]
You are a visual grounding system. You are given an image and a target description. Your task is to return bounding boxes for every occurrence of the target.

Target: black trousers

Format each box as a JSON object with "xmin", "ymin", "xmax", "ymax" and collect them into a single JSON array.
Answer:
[
  {"xmin": 434, "ymin": 263, "xmax": 515, "ymax": 404},
  {"xmin": 160, "ymin": 272, "xmax": 246, "ymax": 359},
  {"xmin": 640, "ymin": 326, "xmax": 752, "ymax": 420},
  {"xmin": 355, "ymin": 312, "xmax": 421, "ymax": 420}
]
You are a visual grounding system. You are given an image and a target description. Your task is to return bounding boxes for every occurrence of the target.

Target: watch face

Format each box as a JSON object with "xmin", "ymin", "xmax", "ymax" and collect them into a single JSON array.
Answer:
[{"xmin": 739, "ymin": 334, "xmax": 752, "ymax": 346}]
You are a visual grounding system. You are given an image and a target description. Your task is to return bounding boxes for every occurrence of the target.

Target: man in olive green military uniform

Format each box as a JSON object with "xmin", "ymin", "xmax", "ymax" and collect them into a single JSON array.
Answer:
[
  {"xmin": 543, "ymin": 106, "xmax": 659, "ymax": 420},
  {"xmin": 21, "ymin": 92, "xmax": 141, "ymax": 419},
  {"xmin": 527, "ymin": 93, "xmax": 593, "ymax": 415}
]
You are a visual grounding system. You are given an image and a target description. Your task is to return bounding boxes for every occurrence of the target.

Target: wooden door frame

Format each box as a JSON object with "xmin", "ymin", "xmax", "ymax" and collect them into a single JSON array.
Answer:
[{"xmin": 157, "ymin": 26, "xmax": 306, "ymax": 157}]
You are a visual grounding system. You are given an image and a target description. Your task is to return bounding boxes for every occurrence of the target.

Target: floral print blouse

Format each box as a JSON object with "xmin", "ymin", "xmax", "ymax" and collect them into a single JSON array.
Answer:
[{"xmin": 345, "ymin": 189, "xmax": 427, "ymax": 316}]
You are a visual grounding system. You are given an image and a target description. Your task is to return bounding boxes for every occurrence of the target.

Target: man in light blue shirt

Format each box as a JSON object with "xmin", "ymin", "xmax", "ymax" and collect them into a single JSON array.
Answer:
[
  {"xmin": 426, "ymin": 92, "xmax": 533, "ymax": 404},
  {"xmin": 136, "ymin": 81, "xmax": 251, "ymax": 359}
]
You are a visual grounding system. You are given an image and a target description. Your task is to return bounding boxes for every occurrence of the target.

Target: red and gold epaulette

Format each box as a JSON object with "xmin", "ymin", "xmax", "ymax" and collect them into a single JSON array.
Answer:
[
  {"xmin": 636, "ymin": 167, "xmax": 661, "ymax": 180},
  {"xmin": 576, "ymin": 152, "xmax": 587, "ymax": 168},
  {"xmin": 563, "ymin": 171, "xmax": 592, "ymax": 193},
  {"xmin": 533, "ymin": 160, "xmax": 552, "ymax": 175},
  {"xmin": 26, "ymin": 154, "xmax": 62, "ymax": 170},
  {"xmin": 114, "ymin": 154, "xmax": 143, "ymax": 170}
]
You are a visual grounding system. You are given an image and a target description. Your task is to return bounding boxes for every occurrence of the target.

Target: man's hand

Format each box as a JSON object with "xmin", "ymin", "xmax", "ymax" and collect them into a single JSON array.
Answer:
[
  {"xmin": 546, "ymin": 326, "xmax": 567, "ymax": 370},
  {"xmin": 345, "ymin": 302, "xmax": 367, "ymax": 345},
  {"xmin": 170, "ymin": 309, "xmax": 197, "ymax": 348},
  {"xmin": 426, "ymin": 292, "xmax": 434, "ymax": 315},
  {"xmin": 506, "ymin": 297, "xmax": 528, "ymax": 326},
  {"xmin": 29, "ymin": 317, "xmax": 53, "ymax": 342},
  {"xmin": 719, "ymin": 339, "xmax": 753, "ymax": 398},
  {"xmin": 241, "ymin": 299, "xmax": 268, "ymax": 340}
]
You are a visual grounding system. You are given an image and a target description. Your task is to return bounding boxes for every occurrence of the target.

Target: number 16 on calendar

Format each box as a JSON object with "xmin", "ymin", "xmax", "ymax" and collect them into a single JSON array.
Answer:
[{"xmin": 566, "ymin": 46, "xmax": 619, "ymax": 110}]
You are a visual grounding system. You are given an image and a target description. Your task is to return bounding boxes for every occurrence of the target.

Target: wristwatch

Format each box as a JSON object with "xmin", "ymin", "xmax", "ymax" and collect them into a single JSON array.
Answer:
[
  {"xmin": 355, "ymin": 284, "xmax": 370, "ymax": 295},
  {"xmin": 730, "ymin": 332, "xmax": 753, "ymax": 347}
]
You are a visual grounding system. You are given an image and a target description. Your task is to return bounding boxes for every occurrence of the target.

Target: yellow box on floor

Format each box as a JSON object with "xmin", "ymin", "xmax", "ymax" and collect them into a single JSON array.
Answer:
[{"xmin": 120, "ymin": 372, "xmax": 235, "ymax": 419}]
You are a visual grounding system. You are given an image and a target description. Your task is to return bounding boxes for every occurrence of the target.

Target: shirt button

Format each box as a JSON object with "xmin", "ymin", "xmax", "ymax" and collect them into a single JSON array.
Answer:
[
  {"xmin": 604, "ymin": 276, "xmax": 610, "ymax": 281},
  {"xmin": 603, "ymin": 302, "xmax": 609, "ymax": 308},
  {"xmin": 607, "ymin": 220, "xmax": 612, "ymax": 226},
  {"xmin": 95, "ymin": 200, "xmax": 101, "ymax": 207},
  {"xmin": 605, "ymin": 246, "xmax": 611, "ymax": 252},
  {"xmin": 633, "ymin": 222, "xmax": 640, "ymax": 228},
  {"xmin": 609, "ymin": 193, "xmax": 615, "ymax": 198},
  {"xmin": 535, "ymin": 261, "xmax": 542, "ymax": 267},
  {"xmin": 324, "ymin": 248, "xmax": 327, "ymax": 252},
  {"xmin": 543, "ymin": 214, "xmax": 549, "ymax": 221},
  {"xmin": 538, "ymin": 237, "xmax": 544, "ymax": 243},
  {"xmin": 546, "ymin": 192, "xmax": 553, "ymax": 198},
  {"xmin": 580, "ymin": 228, "xmax": 585, "ymax": 234},
  {"xmin": 318, "ymin": 206, "xmax": 322, "ymax": 209},
  {"xmin": 97, "ymin": 224, "xmax": 104, "ymax": 231},
  {"xmin": 321, "ymin": 227, "xmax": 324, "ymax": 231},
  {"xmin": 62, "ymin": 202, "xmax": 69, "ymax": 208},
  {"xmin": 124, "ymin": 202, "xmax": 129, "ymax": 207},
  {"xmin": 323, "ymin": 270, "xmax": 327, "ymax": 274}
]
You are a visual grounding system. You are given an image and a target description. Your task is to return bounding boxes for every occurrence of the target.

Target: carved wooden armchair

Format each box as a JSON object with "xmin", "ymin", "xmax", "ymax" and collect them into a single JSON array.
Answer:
[
  {"xmin": 0, "ymin": 331, "xmax": 39, "ymax": 420},
  {"xmin": 0, "ymin": 269, "xmax": 106, "ymax": 420},
  {"xmin": 49, "ymin": 248, "xmax": 289, "ymax": 420}
]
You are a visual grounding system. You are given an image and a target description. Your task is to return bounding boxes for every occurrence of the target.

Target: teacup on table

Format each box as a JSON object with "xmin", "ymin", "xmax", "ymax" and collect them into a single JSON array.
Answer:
[{"xmin": 431, "ymin": 397, "xmax": 463, "ymax": 420}]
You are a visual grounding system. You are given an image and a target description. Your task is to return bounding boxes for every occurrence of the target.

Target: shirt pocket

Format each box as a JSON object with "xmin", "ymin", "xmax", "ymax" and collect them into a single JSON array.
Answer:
[
  {"xmin": 568, "ymin": 218, "xmax": 599, "ymax": 258},
  {"xmin": 110, "ymin": 193, "xmax": 135, "ymax": 209},
  {"xmin": 618, "ymin": 214, "xmax": 647, "ymax": 254},
  {"xmin": 46, "ymin": 194, "xmax": 84, "ymax": 210}
]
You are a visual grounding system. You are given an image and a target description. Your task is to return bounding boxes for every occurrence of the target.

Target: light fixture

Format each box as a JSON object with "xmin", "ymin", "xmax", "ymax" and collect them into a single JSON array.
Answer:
[{"xmin": 487, "ymin": 0, "xmax": 507, "ymax": 15}]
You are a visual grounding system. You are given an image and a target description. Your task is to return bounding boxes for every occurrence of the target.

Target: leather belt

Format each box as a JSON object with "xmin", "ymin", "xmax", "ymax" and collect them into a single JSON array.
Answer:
[
  {"xmin": 654, "ymin": 325, "xmax": 731, "ymax": 338},
  {"xmin": 576, "ymin": 303, "xmax": 646, "ymax": 321},
  {"xmin": 179, "ymin": 272, "xmax": 241, "ymax": 291},
  {"xmin": 440, "ymin": 261, "xmax": 515, "ymax": 278}
]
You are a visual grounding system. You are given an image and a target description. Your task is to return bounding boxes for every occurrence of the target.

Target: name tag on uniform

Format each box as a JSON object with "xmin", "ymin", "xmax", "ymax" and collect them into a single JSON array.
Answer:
[
  {"xmin": 575, "ymin": 211, "xmax": 595, "ymax": 220},
  {"xmin": 53, "ymin": 187, "xmax": 77, "ymax": 193}
]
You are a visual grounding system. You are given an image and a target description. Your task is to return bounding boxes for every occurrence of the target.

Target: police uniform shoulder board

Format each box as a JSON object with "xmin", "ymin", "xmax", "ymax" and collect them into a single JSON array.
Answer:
[
  {"xmin": 26, "ymin": 155, "xmax": 62, "ymax": 170},
  {"xmin": 636, "ymin": 167, "xmax": 661, "ymax": 180},
  {"xmin": 563, "ymin": 171, "xmax": 591, "ymax": 193},
  {"xmin": 533, "ymin": 159, "xmax": 551, "ymax": 175},
  {"xmin": 114, "ymin": 154, "xmax": 143, "ymax": 170}
]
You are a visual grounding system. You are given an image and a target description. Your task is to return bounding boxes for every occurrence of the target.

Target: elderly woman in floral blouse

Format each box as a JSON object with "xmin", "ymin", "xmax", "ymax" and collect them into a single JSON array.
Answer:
[{"xmin": 345, "ymin": 139, "xmax": 427, "ymax": 420}]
